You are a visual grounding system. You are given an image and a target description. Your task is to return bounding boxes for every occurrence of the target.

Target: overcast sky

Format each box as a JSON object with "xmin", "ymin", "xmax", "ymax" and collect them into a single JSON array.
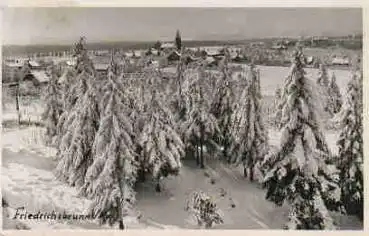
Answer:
[{"xmin": 2, "ymin": 8, "xmax": 362, "ymax": 45}]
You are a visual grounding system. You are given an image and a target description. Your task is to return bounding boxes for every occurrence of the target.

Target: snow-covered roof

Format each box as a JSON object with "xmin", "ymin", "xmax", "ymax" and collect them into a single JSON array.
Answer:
[
  {"xmin": 134, "ymin": 50, "xmax": 143, "ymax": 57},
  {"xmin": 66, "ymin": 60, "xmax": 76, "ymax": 66},
  {"xmin": 29, "ymin": 60, "xmax": 40, "ymax": 67},
  {"xmin": 5, "ymin": 62, "xmax": 23, "ymax": 68},
  {"xmin": 332, "ymin": 57, "xmax": 349, "ymax": 65},
  {"xmin": 204, "ymin": 47, "xmax": 222, "ymax": 56},
  {"xmin": 161, "ymin": 42, "xmax": 176, "ymax": 49},
  {"xmin": 306, "ymin": 56, "xmax": 314, "ymax": 64},
  {"xmin": 151, "ymin": 49, "xmax": 159, "ymax": 55},
  {"xmin": 30, "ymin": 70, "xmax": 50, "ymax": 83},
  {"xmin": 125, "ymin": 52, "xmax": 134, "ymax": 58},
  {"xmin": 94, "ymin": 63, "xmax": 110, "ymax": 71},
  {"xmin": 58, "ymin": 70, "xmax": 69, "ymax": 84},
  {"xmin": 229, "ymin": 52, "xmax": 238, "ymax": 59},
  {"xmin": 205, "ymin": 56, "xmax": 215, "ymax": 63}
]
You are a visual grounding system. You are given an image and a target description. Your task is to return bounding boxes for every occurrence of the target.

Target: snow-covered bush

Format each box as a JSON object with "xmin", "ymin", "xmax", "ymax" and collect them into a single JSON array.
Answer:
[
  {"xmin": 185, "ymin": 191, "xmax": 224, "ymax": 228},
  {"xmin": 261, "ymin": 51, "xmax": 341, "ymax": 230}
]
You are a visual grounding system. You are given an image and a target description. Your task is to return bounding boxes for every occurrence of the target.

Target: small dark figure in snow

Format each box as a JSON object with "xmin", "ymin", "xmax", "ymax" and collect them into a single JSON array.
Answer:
[{"xmin": 229, "ymin": 197, "xmax": 236, "ymax": 208}]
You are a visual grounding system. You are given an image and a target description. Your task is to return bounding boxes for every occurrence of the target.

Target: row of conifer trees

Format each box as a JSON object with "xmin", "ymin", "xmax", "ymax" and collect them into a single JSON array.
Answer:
[{"xmin": 42, "ymin": 37, "xmax": 363, "ymax": 229}]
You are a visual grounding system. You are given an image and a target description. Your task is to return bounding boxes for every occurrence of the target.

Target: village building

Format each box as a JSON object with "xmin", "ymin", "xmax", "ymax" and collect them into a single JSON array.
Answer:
[
  {"xmin": 166, "ymin": 50, "xmax": 181, "ymax": 63},
  {"xmin": 331, "ymin": 56, "xmax": 350, "ymax": 66},
  {"xmin": 94, "ymin": 63, "xmax": 110, "ymax": 76},
  {"xmin": 161, "ymin": 42, "xmax": 176, "ymax": 51}
]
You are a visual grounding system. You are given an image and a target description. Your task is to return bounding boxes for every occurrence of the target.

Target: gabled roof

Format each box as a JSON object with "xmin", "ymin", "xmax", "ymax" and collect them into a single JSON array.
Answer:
[
  {"xmin": 124, "ymin": 52, "xmax": 134, "ymax": 57},
  {"xmin": 29, "ymin": 60, "xmax": 40, "ymax": 67},
  {"xmin": 332, "ymin": 57, "xmax": 349, "ymax": 65},
  {"xmin": 25, "ymin": 70, "xmax": 50, "ymax": 83},
  {"xmin": 94, "ymin": 63, "xmax": 110, "ymax": 71}
]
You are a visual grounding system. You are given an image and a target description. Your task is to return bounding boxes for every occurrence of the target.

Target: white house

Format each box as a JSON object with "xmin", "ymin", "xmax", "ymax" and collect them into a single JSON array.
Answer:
[{"xmin": 332, "ymin": 57, "xmax": 350, "ymax": 66}]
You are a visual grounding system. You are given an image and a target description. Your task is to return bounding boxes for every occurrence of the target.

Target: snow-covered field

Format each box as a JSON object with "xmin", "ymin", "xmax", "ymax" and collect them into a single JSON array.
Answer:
[{"xmin": 1, "ymin": 65, "xmax": 361, "ymax": 230}]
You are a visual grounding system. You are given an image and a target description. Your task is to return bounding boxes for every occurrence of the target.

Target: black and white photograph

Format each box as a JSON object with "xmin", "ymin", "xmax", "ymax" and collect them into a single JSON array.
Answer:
[{"xmin": 1, "ymin": 6, "xmax": 364, "ymax": 230}]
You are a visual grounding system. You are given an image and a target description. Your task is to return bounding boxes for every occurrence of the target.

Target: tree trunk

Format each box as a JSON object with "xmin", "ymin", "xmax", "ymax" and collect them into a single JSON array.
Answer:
[
  {"xmin": 196, "ymin": 143, "xmax": 200, "ymax": 166},
  {"xmin": 155, "ymin": 182, "xmax": 161, "ymax": 192},
  {"xmin": 139, "ymin": 163, "xmax": 146, "ymax": 182},
  {"xmin": 155, "ymin": 177, "xmax": 161, "ymax": 192},
  {"xmin": 116, "ymin": 199, "xmax": 125, "ymax": 230},
  {"xmin": 249, "ymin": 164, "xmax": 254, "ymax": 182},
  {"xmin": 243, "ymin": 164, "xmax": 247, "ymax": 178},
  {"xmin": 200, "ymin": 128, "xmax": 205, "ymax": 169},
  {"xmin": 16, "ymin": 84, "xmax": 21, "ymax": 126}
]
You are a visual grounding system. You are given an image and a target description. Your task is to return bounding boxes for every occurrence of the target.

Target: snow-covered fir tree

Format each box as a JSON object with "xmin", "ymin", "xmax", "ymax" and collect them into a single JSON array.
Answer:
[
  {"xmin": 55, "ymin": 72, "xmax": 100, "ymax": 188},
  {"xmin": 42, "ymin": 68, "xmax": 63, "ymax": 146},
  {"xmin": 316, "ymin": 63, "xmax": 334, "ymax": 117},
  {"xmin": 210, "ymin": 52, "xmax": 235, "ymax": 163},
  {"xmin": 327, "ymin": 73, "xmax": 342, "ymax": 115},
  {"xmin": 56, "ymin": 38, "xmax": 95, "ymax": 147},
  {"xmin": 82, "ymin": 68, "xmax": 138, "ymax": 230},
  {"xmin": 316, "ymin": 63, "xmax": 330, "ymax": 88},
  {"xmin": 136, "ymin": 89, "xmax": 184, "ymax": 191},
  {"xmin": 182, "ymin": 66, "xmax": 221, "ymax": 168},
  {"xmin": 336, "ymin": 69, "xmax": 363, "ymax": 221},
  {"xmin": 271, "ymin": 87, "xmax": 282, "ymax": 128},
  {"xmin": 261, "ymin": 51, "xmax": 341, "ymax": 230},
  {"xmin": 73, "ymin": 36, "xmax": 95, "ymax": 76},
  {"xmin": 229, "ymin": 64, "xmax": 268, "ymax": 181},
  {"xmin": 55, "ymin": 70, "xmax": 92, "ymax": 149}
]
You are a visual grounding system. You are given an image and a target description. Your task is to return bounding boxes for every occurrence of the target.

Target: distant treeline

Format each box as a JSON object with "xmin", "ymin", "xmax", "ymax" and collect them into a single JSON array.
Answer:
[
  {"xmin": 2, "ymin": 36, "xmax": 362, "ymax": 57},
  {"xmin": 1, "ymin": 38, "xmax": 276, "ymax": 57}
]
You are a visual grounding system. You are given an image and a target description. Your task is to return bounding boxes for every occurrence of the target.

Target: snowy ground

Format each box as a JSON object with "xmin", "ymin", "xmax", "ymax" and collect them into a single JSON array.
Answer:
[
  {"xmin": 1, "ymin": 126, "xmax": 362, "ymax": 230},
  {"xmin": 1, "ymin": 128, "xmax": 176, "ymax": 230}
]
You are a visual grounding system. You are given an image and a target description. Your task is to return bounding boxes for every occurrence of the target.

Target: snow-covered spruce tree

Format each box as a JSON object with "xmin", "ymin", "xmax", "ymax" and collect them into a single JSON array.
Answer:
[
  {"xmin": 73, "ymin": 36, "xmax": 96, "ymax": 76},
  {"xmin": 82, "ymin": 68, "xmax": 138, "ymax": 230},
  {"xmin": 271, "ymin": 87, "xmax": 283, "ymax": 128},
  {"xmin": 55, "ymin": 38, "xmax": 95, "ymax": 147},
  {"xmin": 210, "ymin": 52, "xmax": 235, "ymax": 163},
  {"xmin": 42, "ymin": 68, "xmax": 63, "ymax": 146},
  {"xmin": 136, "ymin": 88, "xmax": 184, "ymax": 192},
  {"xmin": 185, "ymin": 191, "xmax": 224, "ymax": 228},
  {"xmin": 54, "ymin": 74, "xmax": 100, "ymax": 188},
  {"xmin": 229, "ymin": 64, "xmax": 268, "ymax": 181},
  {"xmin": 336, "ymin": 69, "xmax": 363, "ymax": 221},
  {"xmin": 55, "ymin": 70, "xmax": 91, "ymax": 150},
  {"xmin": 260, "ymin": 51, "xmax": 341, "ymax": 230},
  {"xmin": 182, "ymin": 66, "xmax": 221, "ymax": 168},
  {"xmin": 316, "ymin": 63, "xmax": 330, "ymax": 88},
  {"xmin": 327, "ymin": 73, "xmax": 342, "ymax": 115},
  {"xmin": 316, "ymin": 63, "xmax": 334, "ymax": 117}
]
